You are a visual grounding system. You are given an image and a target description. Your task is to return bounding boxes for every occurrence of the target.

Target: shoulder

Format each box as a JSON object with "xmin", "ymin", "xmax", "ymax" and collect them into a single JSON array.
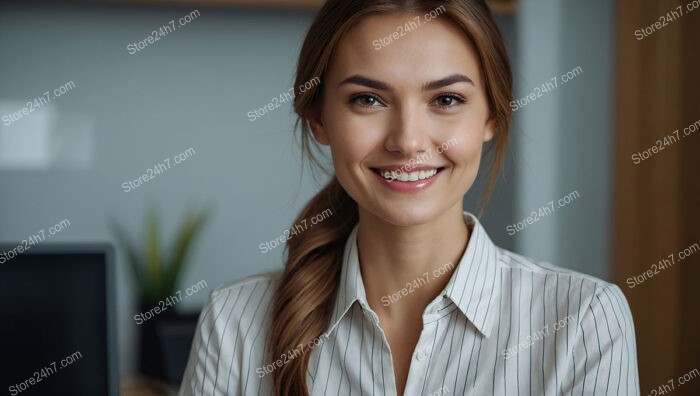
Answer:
[
  {"xmin": 202, "ymin": 270, "xmax": 282, "ymax": 332},
  {"xmin": 193, "ymin": 270, "xmax": 283, "ymax": 350},
  {"xmin": 209, "ymin": 270, "xmax": 282, "ymax": 303},
  {"xmin": 492, "ymin": 251, "xmax": 639, "ymax": 392},
  {"xmin": 496, "ymin": 247, "xmax": 634, "ymax": 329},
  {"xmin": 498, "ymin": 247, "xmax": 626, "ymax": 298},
  {"xmin": 180, "ymin": 271, "xmax": 282, "ymax": 395}
]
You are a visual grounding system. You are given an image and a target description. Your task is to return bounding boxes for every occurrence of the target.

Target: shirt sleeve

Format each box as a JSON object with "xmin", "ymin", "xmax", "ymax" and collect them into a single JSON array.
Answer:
[
  {"xmin": 179, "ymin": 289, "xmax": 240, "ymax": 396},
  {"xmin": 561, "ymin": 283, "xmax": 640, "ymax": 395}
]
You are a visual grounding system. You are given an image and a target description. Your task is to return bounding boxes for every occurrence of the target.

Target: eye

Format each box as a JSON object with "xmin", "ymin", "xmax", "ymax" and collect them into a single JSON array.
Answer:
[
  {"xmin": 350, "ymin": 93, "xmax": 384, "ymax": 108},
  {"xmin": 432, "ymin": 93, "xmax": 466, "ymax": 109}
]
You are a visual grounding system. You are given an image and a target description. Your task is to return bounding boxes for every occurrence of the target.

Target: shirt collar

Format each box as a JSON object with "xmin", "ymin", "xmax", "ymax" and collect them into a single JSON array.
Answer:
[{"xmin": 325, "ymin": 211, "xmax": 501, "ymax": 338}]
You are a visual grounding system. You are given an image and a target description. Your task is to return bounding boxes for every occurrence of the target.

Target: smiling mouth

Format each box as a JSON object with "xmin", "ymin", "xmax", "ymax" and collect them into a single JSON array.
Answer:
[{"xmin": 370, "ymin": 167, "xmax": 445, "ymax": 182}]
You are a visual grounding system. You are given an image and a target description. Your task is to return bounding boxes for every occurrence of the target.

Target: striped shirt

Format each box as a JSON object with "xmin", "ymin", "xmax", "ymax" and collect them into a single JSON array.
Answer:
[{"xmin": 179, "ymin": 211, "xmax": 639, "ymax": 395}]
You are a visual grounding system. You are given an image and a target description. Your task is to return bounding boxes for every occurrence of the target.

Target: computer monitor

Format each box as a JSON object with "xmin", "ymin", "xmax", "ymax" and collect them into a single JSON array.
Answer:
[{"xmin": 0, "ymin": 243, "xmax": 118, "ymax": 396}]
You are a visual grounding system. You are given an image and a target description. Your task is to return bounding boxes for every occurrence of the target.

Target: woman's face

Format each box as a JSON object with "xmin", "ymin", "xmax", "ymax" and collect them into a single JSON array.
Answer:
[{"xmin": 309, "ymin": 12, "xmax": 495, "ymax": 226}]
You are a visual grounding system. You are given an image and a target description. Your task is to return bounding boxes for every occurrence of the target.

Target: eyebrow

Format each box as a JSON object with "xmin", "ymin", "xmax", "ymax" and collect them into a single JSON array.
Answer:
[
  {"xmin": 424, "ymin": 74, "xmax": 475, "ymax": 90},
  {"xmin": 338, "ymin": 73, "xmax": 474, "ymax": 91}
]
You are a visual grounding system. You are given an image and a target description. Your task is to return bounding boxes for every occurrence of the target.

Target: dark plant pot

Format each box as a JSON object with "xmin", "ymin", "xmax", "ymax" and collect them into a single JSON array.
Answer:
[{"xmin": 137, "ymin": 302, "xmax": 199, "ymax": 385}]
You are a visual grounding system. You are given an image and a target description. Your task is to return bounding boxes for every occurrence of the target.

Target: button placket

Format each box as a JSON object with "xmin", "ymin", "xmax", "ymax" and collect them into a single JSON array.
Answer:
[{"xmin": 403, "ymin": 320, "xmax": 437, "ymax": 395}]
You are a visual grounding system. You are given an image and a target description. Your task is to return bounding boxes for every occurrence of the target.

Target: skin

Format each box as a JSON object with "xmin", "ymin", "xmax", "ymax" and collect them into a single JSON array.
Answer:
[{"xmin": 307, "ymin": 12, "xmax": 495, "ymax": 396}]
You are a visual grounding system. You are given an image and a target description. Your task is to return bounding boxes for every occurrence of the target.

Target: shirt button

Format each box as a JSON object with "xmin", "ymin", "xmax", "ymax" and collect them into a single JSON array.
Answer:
[{"xmin": 415, "ymin": 351, "xmax": 426, "ymax": 361}]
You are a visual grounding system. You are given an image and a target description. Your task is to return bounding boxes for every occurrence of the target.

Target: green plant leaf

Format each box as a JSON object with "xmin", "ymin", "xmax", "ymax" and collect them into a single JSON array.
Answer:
[
  {"xmin": 165, "ymin": 206, "xmax": 212, "ymax": 295},
  {"xmin": 109, "ymin": 205, "xmax": 211, "ymax": 306},
  {"xmin": 146, "ymin": 207, "xmax": 161, "ymax": 299}
]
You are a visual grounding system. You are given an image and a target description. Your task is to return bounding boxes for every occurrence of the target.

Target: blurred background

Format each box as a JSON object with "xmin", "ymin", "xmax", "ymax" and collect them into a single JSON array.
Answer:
[{"xmin": 0, "ymin": 0, "xmax": 697, "ymax": 394}]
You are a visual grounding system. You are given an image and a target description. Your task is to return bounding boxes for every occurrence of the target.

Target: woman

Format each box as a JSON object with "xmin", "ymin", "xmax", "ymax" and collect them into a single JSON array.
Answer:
[{"xmin": 180, "ymin": 0, "xmax": 639, "ymax": 395}]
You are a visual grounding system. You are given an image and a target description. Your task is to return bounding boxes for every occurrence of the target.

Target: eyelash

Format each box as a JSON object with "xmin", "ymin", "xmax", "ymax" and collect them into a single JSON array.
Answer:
[
  {"xmin": 434, "ymin": 92, "xmax": 467, "ymax": 109},
  {"xmin": 349, "ymin": 93, "xmax": 466, "ymax": 109}
]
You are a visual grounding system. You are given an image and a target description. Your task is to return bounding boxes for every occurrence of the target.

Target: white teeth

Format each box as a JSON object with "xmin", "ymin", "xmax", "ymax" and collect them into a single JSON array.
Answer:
[{"xmin": 380, "ymin": 169, "xmax": 438, "ymax": 181}]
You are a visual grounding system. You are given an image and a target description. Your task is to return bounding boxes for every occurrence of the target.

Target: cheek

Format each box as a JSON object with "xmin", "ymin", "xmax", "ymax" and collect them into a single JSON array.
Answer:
[
  {"xmin": 447, "ymin": 148, "xmax": 482, "ymax": 172},
  {"xmin": 328, "ymin": 129, "xmax": 377, "ymax": 166},
  {"xmin": 444, "ymin": 141, "xmax": 485, "ymax": 189},
  {"xmin": 445, "ymin": 124, "xmax": 487, "ymax": 161},
  {"xmin": 445, "ymin": 143, "xmax": 483, "ymax": 197},
  {"xmin": 325, "ymin": 110, "xmax": 383, "ymax": 165}
]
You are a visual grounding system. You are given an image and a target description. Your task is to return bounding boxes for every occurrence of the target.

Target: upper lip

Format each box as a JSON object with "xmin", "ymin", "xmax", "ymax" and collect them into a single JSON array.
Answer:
[{"xmin": 371, "ymin": 165, "xmax": 444, "ymax": 172}]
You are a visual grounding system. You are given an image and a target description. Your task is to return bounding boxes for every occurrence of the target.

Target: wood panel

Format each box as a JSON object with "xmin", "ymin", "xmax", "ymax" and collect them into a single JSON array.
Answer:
[
  {"xmin": 614, "ymin": 0, "xmax": 700, "ymax": 394},
  {"xmin": 80, "ymin": 0, "xmax": 518, "ymax": 13}
]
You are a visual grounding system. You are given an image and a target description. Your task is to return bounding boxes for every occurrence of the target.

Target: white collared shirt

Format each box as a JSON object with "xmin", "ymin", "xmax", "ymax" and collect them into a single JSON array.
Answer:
[{"xmin": 180, "ymin": 212, "xmax": 639, "ymax": 395}]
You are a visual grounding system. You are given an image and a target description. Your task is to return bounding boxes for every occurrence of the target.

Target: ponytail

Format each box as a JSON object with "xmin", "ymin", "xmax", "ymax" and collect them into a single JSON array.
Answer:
[{"xmin": 268, "ymin": 178, "xmax": 357, "ymax": 395}]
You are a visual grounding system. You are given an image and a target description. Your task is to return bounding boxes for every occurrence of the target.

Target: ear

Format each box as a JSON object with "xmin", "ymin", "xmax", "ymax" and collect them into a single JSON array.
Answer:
[
  {"xmin": 306, "ymin": 107, "xmax": 330, "ymax": 146},
  {"xmin": 483, "ymin": 115, "xmax": 496, "ymax": 142}
]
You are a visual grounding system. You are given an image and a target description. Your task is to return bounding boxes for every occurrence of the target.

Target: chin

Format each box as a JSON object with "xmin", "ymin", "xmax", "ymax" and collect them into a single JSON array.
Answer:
[{"xmin": 366, "ymin": 201, "xmax": 447, "ymax": 227}]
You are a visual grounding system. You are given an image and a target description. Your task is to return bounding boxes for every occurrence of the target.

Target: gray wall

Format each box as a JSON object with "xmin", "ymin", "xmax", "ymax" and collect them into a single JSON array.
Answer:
[{"xmin": 514, "ymin": 0, "xmax": 614, "ymax": 280}]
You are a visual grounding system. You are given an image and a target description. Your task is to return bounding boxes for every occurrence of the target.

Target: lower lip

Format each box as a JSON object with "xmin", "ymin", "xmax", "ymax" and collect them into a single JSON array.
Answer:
[{"xmin": 372, "ymin": 169, "xmax": 443, "ymax": 193}]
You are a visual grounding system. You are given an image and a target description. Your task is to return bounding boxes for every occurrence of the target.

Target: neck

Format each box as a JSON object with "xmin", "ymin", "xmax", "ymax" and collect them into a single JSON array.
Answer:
[{"xmin": 357, "ymin": 204, "xmax": 470, "ymax": 321}]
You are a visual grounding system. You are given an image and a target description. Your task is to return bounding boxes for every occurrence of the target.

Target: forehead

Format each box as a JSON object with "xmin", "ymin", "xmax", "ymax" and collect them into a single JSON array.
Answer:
[{"xmin": 326, "ymin": 12, "xmax": 483, "ymax": 88}]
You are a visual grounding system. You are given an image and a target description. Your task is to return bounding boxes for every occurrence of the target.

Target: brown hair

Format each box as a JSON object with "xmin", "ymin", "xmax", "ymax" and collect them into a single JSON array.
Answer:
[{"xmin": 268, "ymin": 0, "xmax": 512, "ymax": 394}]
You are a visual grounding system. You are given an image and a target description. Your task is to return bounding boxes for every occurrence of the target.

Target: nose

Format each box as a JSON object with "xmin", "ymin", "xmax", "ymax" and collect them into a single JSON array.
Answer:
[{"xmin": 384, "ymin": 102, "xmax": 433, "ymax": 157}]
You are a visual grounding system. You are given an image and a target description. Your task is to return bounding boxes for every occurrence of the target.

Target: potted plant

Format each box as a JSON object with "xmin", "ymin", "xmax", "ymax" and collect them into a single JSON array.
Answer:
[{"xmin": 111, "ymin": 205, "xmax": 211, "ymax": 382}]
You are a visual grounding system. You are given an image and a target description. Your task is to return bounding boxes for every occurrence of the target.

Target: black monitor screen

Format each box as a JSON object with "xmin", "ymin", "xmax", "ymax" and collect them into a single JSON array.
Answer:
[{"xmin": 0, "ymin": 250, "xmax": 113, "ymax": 395}]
